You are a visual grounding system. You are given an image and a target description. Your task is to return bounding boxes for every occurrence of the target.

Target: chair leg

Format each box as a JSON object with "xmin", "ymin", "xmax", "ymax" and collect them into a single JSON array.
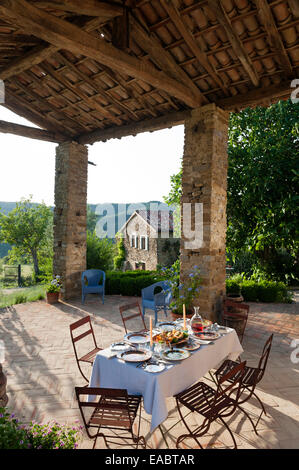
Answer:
[
  {"xmin": 154, "ymin": 308, "xmax": 158, "ymax": 326},
  {"xmin": 218, "ymin": 417, "xmax": 238, "ymax": 449},
  {"xmin": 237, "ymin": 404, "xmax": 259, "ymax": 435},
  {"xmin": 175, "ymin": 400, "xmax": 204, "ymax": 449},
  {"xmin": 159, "ymin": 424, "xmax": 169, "ymax": 448}
]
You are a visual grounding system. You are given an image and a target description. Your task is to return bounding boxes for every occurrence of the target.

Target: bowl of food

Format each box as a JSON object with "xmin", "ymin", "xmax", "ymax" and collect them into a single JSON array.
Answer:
[{"xmin": 153, "ymin": 329, "xmax": 189, "ymax": 346}]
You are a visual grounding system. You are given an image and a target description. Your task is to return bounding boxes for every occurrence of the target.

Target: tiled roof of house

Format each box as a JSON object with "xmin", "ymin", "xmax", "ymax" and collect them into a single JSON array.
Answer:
[{"xmin": 136, "ymin": 210, "xmax": 174, "ymax": 232}]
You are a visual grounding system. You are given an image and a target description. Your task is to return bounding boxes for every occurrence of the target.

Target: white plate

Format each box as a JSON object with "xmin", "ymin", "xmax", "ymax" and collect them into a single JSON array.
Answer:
[
  {"xmin": 160, "ymin": 348, "xmax": 191, "ymax": 362},
  {"xmin": 124, "ymin": 332, "xmax": 150, "ymax": 344},
  {"xmin": 143, "ymin": 363, "xmax": 166, "ymax": 373},
  {"xmin": 117, "ymin": 349, "xmax": 152, "ymax": 363},
  {"xmin": 183, "ymin": 339, "xmax": 201, "ymax": 351},
  {"xmin": 110, "ymin": 342, "xmax": 131, "ymax": 352},
  {"xmin": 156, "ymin": 321, "xmax": 176, "ymax": 332}
]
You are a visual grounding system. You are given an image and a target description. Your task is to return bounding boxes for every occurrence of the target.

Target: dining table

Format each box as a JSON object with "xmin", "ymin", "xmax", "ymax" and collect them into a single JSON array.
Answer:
[{"xmin": 88, "ymin": 325, "xmax": 243, "ymax": 433}]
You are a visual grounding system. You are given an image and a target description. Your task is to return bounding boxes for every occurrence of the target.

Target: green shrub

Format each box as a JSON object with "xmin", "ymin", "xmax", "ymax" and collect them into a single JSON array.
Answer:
[
  {"xmin": 225, "ymin": 278, "xmax": 292, "ymax": 303},
  {"xmin": 226, "ymin": 279, "xmax": 241, "ymax": 295},
  {"xmin": 105, "ymin": 271, "xmax": 162, "ymax": 296}
]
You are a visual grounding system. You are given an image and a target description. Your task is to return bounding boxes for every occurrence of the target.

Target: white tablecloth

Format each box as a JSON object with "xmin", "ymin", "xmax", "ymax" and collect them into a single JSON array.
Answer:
[{"xmin": 89, "ymin": 330, "xmax": 243, "ymax": 432}]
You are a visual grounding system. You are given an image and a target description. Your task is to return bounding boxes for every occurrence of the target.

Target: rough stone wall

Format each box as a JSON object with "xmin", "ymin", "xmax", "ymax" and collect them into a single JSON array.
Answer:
[
  {"xmin": 123, "ymin": 214, "xmax": 158, "ymax": 271},
  {"xmin": 180, "ymin": 104, "xmax": 229, "ymax": 322},
  {"xmin": 53, "ymin": 141, "xmax": 88, "ymax": 299}
]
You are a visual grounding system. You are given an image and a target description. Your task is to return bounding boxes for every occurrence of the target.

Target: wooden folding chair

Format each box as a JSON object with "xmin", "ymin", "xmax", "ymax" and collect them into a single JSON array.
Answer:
[
  {"xmin": 75, "ymin": 386, "xmax": 146, "ymax": 449},
  {"xmin": 119, "ymin": 301, "xmax": 147, "ymax": 334},
  {"xmin": 70, "ymin": 316, "xmax": 102, "ymax": 382},
  {"xmin": 175, "ymin": 361, "xmax": 246, "ymax": 449},
  {"xmin": 215, "ymin": 333, "xmax": 273, "ymax": 434}
]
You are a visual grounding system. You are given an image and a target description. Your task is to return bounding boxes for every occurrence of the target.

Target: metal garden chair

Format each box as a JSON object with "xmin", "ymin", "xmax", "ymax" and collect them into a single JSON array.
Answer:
[
  {"xmin": 214, "ymin": 333, "xmax": 273, "ymax": 434},
  {"xmin": 175, "ymin": 361, "xmax": 246, "ymax": 449},
  {"xmin": 119, "ymin": 301, "xmax": 147, "ymax": 334},
  {"xmin": 69, "ymin": 315, "xmax": 102, "ymax": 382},
  {"xmin": 75, "ymin": 386, "xmax": 146, "ymax": 449}
]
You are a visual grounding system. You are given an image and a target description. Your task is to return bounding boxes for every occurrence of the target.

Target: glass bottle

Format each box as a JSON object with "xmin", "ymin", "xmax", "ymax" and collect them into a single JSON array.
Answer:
[{"xmin": 190, "ymin": 306, "xmax": 203, "ymax": 336}]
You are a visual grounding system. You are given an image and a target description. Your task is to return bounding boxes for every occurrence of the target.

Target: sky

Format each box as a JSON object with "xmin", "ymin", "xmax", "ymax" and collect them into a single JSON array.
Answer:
[{"xmin": 0, "ymin": 106, "xmax": 184, "ymax": 206}]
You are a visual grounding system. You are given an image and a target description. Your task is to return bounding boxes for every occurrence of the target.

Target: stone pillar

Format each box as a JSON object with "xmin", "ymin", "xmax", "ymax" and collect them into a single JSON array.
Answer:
[
  {"xmin": 53, "ymin": 141, "xmax": 88, "ymax": 300},
  {"xmin": 180, "ymin": 104, "xmax": 229, "ymax": 322}
]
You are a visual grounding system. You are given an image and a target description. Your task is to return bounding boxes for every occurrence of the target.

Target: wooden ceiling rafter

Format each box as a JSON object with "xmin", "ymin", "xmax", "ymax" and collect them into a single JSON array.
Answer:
[
  {"xmin": 205, "ymin": 0, "xmax": 260, "ymax": 86},
  {"xmin": 0, "ymin": 0, "xmax": 202, "ymax": 108},
  {"xmin": 253, "ymin": 0, "xmax": 293, "ymax": 75},
  {"xmin": 161, "ymin": 0, "xmax": 230, "ymax": 95},
  {"xmin": 0, "ymin": 118, "xmax": 69, "ymax": 143},
  {"xmin": 0, "ymin": 0, "xmax": 296, "ymax": 144}
]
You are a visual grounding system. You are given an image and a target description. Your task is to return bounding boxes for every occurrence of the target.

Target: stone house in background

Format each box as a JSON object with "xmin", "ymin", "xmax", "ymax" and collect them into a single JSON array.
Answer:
[{"xmin": 120, "ymin": 210, "xmax": 180, "ymax": 271}]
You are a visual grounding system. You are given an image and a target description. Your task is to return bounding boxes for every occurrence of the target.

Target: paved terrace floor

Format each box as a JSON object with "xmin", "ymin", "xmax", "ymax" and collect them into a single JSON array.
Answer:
[{"xmin": 1, "ymin": 294, "xmax": 298, "ymax": 450}]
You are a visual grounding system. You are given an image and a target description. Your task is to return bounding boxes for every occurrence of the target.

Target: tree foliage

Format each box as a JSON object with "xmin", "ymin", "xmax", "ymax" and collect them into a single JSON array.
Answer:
[
  {"xmin": 164, "ymin": 100, "xmax": 299, "ymax": 281},
  {"xmin": 0, "ymin": 197, "xmax": 53, "ymax": 278},
  {"xmin": 86, "ymin": 231, "xmax": 115, "ymax": 271},
  {"xmin": 227, "ymin": 100, "xmax": 299, "ymax": 280}
]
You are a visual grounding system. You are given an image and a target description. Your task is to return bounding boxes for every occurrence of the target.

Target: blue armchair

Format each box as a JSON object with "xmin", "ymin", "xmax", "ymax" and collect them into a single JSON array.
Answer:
[
  {"xmin": 81, "ymin": 269, "xmax": 105, "ymax": 304},
  {"xmin": 141, "ymin": 281, "xmax": 172, "ymax": 325}
]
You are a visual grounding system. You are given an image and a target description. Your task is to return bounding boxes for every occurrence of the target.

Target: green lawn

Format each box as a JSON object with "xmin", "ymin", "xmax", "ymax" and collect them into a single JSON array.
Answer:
[{"xmin": 0, "ymin": 285, "xmax": 46, "ymax": 309}]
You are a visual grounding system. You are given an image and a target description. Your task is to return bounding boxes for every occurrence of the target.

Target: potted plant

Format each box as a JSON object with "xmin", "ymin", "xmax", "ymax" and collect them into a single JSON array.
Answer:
[
  {"xmin": 159, "ymin": 262, "xmax": 202, "ymax": 320},
  {"xmin": 46, "ymin": 275, "xmax": 61, "ymax": 304}
]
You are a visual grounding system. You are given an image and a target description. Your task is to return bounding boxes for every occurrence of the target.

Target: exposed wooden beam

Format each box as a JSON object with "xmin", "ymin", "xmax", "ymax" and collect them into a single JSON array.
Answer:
[
  {"xmin": 130, "ymin": 14, "xmax": 208, "ymax": 104},
  {"xmin": 34, "ymin": 0, "xmax": 123, "ymax": 19},
  {"xmin": 2, "ymin": 90, "xmax": 73, "ymax": 136},
  {"xmin": 77, "ymin": 110, "xmax": 191, "ymax": 144},
  {"xmin": 0, "ymin": 0, "xmax": 201, "ymax": 108},
  {"xmin": 288, "ymin": 0, "xmax": 299, "ymax": 18},
  {"xmin": 206, "ymin": 0, "xmax": 260, "ymax": 87},
  {"xmin": 0, "ymin": 44, "xmax": 57, "ymax": 81},
  {"xmin": 218, "ymin": 80, "xmax": 292, "ymax": 110},
  {"xmin": 161, "ymin": 0, "xmax": 229, "ymax": 95},
  {"xmin": 0, "ymin": 119, "xmax": 68, "ymax": 142},
  {"xmin": 0, "ymin": 16, "xmax": 106, "ymax": 81},
  {"xmin": 253, "ymin": 0, "xmax": 293, "ymax": 75}
]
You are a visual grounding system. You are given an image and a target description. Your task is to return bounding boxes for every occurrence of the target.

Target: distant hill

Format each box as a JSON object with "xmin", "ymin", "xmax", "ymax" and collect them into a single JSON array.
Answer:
[{"xmin": 0, "ymin": 200, "xmax": 174, "ymax": 257}]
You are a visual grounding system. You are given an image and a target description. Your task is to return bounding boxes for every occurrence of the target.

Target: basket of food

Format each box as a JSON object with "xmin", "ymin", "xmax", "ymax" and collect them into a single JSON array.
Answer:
[{"xmin": 153, "ymin": 329, "xmax": 189, "ymax": 346}]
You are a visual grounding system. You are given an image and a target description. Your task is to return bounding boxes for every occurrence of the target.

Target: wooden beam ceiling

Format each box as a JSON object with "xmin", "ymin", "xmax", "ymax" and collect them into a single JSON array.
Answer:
[
  {"xmin": 129, "ymin": 14, "xmax": 208, "ymax": 104},
  {"xmin": 206, "ymin": 0, "xmax": 260, "ymax": 87},
  {"xmin": 78, "ymin": 110, "xmax": 191, "ymax": 144},
  {"xmin": 0, "ymin": 16, "xmax": 120, "ymax": 81},
  {"xmin": 161, "ymin": 0, "xmax": 229, "ymax": 95},
  {"xmin": 78, "ymin": 80, "xmax": 293, "ymax": 144},
  {"xmin": 0, "ymin": 0, "xmax": 202, "ymax": 108},
  {"xmin": 0, "ymin": 119, "xmax": 68, "ymax": 142},
  {"xmin": 253, "ymin": 0, "xmax": 293, "ymax": 75},
  {"xmin": 33, "ymin": 0, "xmax": 124, "ymax": 19},
  {"xmin": 218, "ymin": 80, "xmax": 292, "ymax": 110},
  {"xmin": 2, "ymin": 89, "xmax": 74, "ymax": 136}
]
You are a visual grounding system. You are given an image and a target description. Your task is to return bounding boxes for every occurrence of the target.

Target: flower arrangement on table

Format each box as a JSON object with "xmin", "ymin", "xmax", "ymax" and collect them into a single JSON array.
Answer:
[{"xmin": 159, "ymin": 261, "xmax": 202, "ymax": 316}]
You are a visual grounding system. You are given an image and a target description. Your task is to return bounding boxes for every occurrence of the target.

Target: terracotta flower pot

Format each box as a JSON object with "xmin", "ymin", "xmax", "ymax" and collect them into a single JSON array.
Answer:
[{"xmin": 46, "ymin": 292, "xmax": 60, "ymax": 304}]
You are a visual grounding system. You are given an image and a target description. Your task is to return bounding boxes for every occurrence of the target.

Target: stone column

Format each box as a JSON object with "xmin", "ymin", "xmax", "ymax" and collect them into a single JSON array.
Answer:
[
  {"xmin": 53, "ymin": 141, "xmax": 88, "ymax": 300},
  {"xmin": 180, "ymin": 104, "xmax": 229, "ymax": 322}
]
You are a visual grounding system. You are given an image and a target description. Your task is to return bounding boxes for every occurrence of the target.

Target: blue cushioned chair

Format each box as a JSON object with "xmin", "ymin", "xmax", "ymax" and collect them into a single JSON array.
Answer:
[
  {"xmin": 81, "ymin": 269, "xmax": 105, "ymax": 304},
  {"xmin": 141, "ymin": 281, "xmax": 172, "ymax": 325}
]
